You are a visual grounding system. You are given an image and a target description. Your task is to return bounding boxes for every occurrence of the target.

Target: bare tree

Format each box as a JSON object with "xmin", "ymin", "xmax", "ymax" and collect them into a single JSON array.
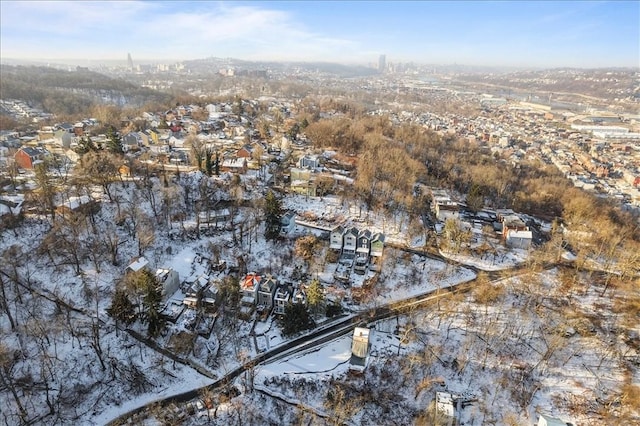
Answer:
[
  {"xmin": 77, "ymin": 151, "xmax": 121, "ymax": 202},
  {"xmin": 0, "ymin": 343, "xmax": 28, "ymax": 423}
]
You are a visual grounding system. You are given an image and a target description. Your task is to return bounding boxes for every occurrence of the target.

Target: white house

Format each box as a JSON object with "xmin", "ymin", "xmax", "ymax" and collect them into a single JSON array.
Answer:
[
  {"xmin": 330, "ymin": 225, "xmax": 345, "ymax": 250},
  {"xmin": 538, "ymin": 414, "xmax": 569, "ymax": 426},
  {"xmin": 297, "ymin": 154, "xmax": 321, "ymax": 170},
  {"xmin": 155, "ymin": 268, "xmax": 180, "ymax": 301},
  {"xmin": 506, "ymin": 229, "xmax": 533, "ymax": 249},
  {"xmin": 292, "ymin": 286, "xmax": 307, "ymax": 306},
  {"xmin": 349, "ymin": 327, "xmax": 371, "ymax": 372},
  {"xmin": 435, "ymin": 201, "xmax": 460, "ymax": 222},
  {"xmin": 342, "ymin": 227, "xmax": 358, "ymax": 255},
  {"xmin": 126, "ymin": 257, "xmax": 149, "ymax": 273},
  {"xmin": 280, "ymin": 211, "xmax": 296, "ymax": 235},
  {"xmin": 435, "ymin": 392, "xmax": 455, "ymax": 426},
  {"xmin": 273, "ymin": 285, "xmax": 290, "ymax": 315},
  {"xmin": 199, "ymin": 208, "xmax": 231, "ymax": 229}
]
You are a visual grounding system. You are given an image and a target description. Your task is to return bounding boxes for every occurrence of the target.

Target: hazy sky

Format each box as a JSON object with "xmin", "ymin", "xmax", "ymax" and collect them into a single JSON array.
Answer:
[{"xmin": 1, "ymin": 1, "xmax": 638, "ymax": 68}]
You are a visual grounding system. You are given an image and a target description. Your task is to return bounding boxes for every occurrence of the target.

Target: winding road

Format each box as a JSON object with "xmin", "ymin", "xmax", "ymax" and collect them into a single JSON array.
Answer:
[{"xmin": 106, "ymin": 246, "xmax": 524, "ymax": 425}]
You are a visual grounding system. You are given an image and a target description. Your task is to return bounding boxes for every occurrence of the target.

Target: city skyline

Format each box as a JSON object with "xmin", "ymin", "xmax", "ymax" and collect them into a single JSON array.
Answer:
[{"xmin": 1, "ymin": 1, "xmax": 638, "ymax": 69}]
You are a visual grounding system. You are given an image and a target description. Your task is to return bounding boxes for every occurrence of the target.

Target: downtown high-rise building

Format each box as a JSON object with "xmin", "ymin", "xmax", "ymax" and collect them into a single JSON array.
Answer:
[
  {"xmin": 127, "ymin": 53, "xmax": 134, "ymax": 71},
  {"xmin": 378, "ymin": 54, "xmax": 386, "ymax": 74}
]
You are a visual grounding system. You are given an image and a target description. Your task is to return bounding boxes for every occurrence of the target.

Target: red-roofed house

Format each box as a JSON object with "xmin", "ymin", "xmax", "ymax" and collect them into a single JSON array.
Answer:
[
  {"xmin": 14, "ymin": 146, "xmax": 48, "ymax": 169},
  {"xmin": 241, "ymin": 272, "xmax": 261, "ymax": 305}
]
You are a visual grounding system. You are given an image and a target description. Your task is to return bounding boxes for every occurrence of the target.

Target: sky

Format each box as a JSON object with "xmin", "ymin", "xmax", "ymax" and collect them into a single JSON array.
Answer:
[{"xmin": 0, "ymin": 1, "xmax": 638, "ymax": 68}]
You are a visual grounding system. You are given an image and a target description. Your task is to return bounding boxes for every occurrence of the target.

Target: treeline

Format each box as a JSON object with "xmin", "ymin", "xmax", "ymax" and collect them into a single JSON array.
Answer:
[
  {"xmin": 304, "ymin": 115, "xmax": 640, "ymax": 244},
  {"xmin": 0, "ymin": 65, "xmax": 173, "ymax": 116}
]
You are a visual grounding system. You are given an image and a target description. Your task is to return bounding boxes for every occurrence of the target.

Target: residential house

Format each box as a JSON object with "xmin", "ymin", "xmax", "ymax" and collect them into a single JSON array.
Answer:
[
  {"xmin": 241, "ymin": 273, "xmax": 261, "ymax": 305},
  {"xmin": 73, "ymin": 122, "xmax": 86, "ymax": 136},
  {"xmin": 330, "ymin": 225, "xmax": 345, "ymax": 250},
  {"xmin": 198, "ymin": 208, "xmax": 231, "ymax": 229},
  {"xmin": 370, "ymin": 233, "xmax": 385, "ymax": 257},
  {"xmin": 240, "ymin": 272, "xmax": 261, "ymax": 318},
  {"xmin": 122, "ymin": 132, "xmax": 143, "ymax": 152},
  {"xmin": 236, "ymin": 144, "xmax": 253, "ymax": 159},
  {"xmin": 126, "ymin": 256, "xmax": 149, "ymax": 274},
  {"xmin": 56, "ymin": 123, "xmax": 74, "ymax": 134},
  {"xmin": 142, "ymin": 111, "xmax": 157, "ymax": 122},
  {"xmin": 501, "ymin": 215, "xmax": 528, "ymax": 237},
  {"xmin": 280, "ymin": 211, "xmax": 296, "ymax": 235},
  {"xmin": 0, "ymin": 195, "xmax": 24, "ymax": 227},
  {"xmin": 292, "ymin": 286, "xmax": 307, "ymax": 306},
  {"xmin": 297, "ymin": 154, "xmax": 321, "ymax": 170},
  {"xmin": 506, "ymin": 229, "xmax": 533, "ymax": 249},
  {"xmin": 145, "ymin": 129, "xmax": 160, "ymax": 144},
  {"xmin": 273, "ymin": 284, "xmax": 291, "ymax": 315},
  {"xmin": 257, "ymin": 275, "xmax": 277, "ymax": 310},
  {"xmin": 155, "ymin": 268, "xmax": 180, "ymax": 301},
  {"xmin": 537, "ymin": 414, "xmax": 570, "ymax": 426},
  {"xmin": 201, "ymin": 282, "xmax": 220, "ymax": 308},
  {"xmin": 14, "ymin": 146, "xmax": 48, "ymax": 169},
  {"xmin": 56, "ymin": 195, "xmax": 99, "ymax": 217},
  {"xmin": 435, "ymin": 201, "xmax": 460, "ymax": 222},
  {"xmin": 290, "ymin": 167, "xmax": 316, "ymax": 196},
  {"xmin": 342, "ymin": 227, "xmax": 359, "ymax": 256},
  {"xmin": 349, "ymin": 327, "xmax": 371, "ymax": 372},
  {"xmin": 183, "ymin": 275, "xmax": 211, "ymax": 307},
  {"xmin": 38, "ymin": 126, "xmax": 55, "ymax": 141},
  {"xmin": 356, "ymin": 229, "xmax": 372, "ymax": 256},
  {"xmin": 221, "ymin": 157, "xmax": 247, "ymax": 174}
]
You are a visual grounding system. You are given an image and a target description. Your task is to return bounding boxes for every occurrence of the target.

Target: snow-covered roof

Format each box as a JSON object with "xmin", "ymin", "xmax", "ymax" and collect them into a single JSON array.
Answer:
[
  {"xmin": 243, "ymin": 273, "xmax": 261, "ymax": 291},
  {"xmin": 0, "ymin": 194, "xmax": 24, "ymax": 216},
  {"xmin": 58, "ymin": 195, "xmax": 92, "ymax": 211},
  {"xmin": 436, "ymin": 392, "xmax": 455, "ymax": 418},
  {"xmin": 538, "ymin": 414, "xmax": 568, "ymax": 426},
  {"xmin": 127, "ymin": 256, "xmax": 149, "ymax": 272},
  {"xmin": 155, "ymin": 268, "xmax": 177, "ymax": 282},
  {"xmin": 351, "ymin": 327, "xmax": 370, "ymax": 358},
  {"xmin": 507, "ymin": 229, "xmax": 532, "ymax": 239}
]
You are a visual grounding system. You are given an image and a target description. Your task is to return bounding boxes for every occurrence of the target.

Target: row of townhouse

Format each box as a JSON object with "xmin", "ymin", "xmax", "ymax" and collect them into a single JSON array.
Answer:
[
  {"xmin": 240, "ymin": 273, "xmax": 308, "ymax": 317},
  {"xmin": 329, "ymin": 226, "xmax": 385, "ymax": 258}
]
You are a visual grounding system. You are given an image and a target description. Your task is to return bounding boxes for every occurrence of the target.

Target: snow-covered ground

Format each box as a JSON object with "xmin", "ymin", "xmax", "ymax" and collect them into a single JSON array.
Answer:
[
  {"xmin": 2, "ymin": 174, "xmax": 635, "ymax": 426},
  {"xmin": 202, "ymin": 268, "xmax": 638, "ymax": 426}
]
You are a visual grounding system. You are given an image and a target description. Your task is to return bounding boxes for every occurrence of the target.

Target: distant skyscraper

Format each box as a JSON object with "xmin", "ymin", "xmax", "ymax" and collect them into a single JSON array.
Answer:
[
  {"xmin": 378, "ymin": 54, "xmax": 386, "ymax": 74},
  {"xmin": 127, "ymin": 53, "xmax": 134, "ymax": 71}
]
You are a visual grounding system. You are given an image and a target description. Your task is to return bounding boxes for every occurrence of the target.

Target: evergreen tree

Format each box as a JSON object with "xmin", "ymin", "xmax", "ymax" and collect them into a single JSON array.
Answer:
[
  {"xmin": 132, "ymin": 269, "xmax": 165, "ymax": 338},
  {"xmin": 106, "ymin": 127, "xmax": 124, "ymax": 154},
  {"xmin": 234, "ymin": 96, "xmax": 244, "ymax": 120},
  {"xmin": 75, "ymin": 136, "xmax": 97, "ymax": 155},
  {"xmin": 107, "ymin": 289, "xmax": 136, "ymax": 330},
  {"xmin": 205, "ymin": 148, "xmax": 213, "ymax": 176},
  {"xmin": 214, "ymin": 150, "xmax": 220, "ymax": 176},
  {"xmin": 306, "ymin": 278, "xmax": 325, "ymax": 316},
  {"xmin": 280, "ymin": 303, "xmax": 315, "ymax": 336},
  {"xmin": 263, "ymin": 190, "xmax": 283, "ymax": 240}
]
